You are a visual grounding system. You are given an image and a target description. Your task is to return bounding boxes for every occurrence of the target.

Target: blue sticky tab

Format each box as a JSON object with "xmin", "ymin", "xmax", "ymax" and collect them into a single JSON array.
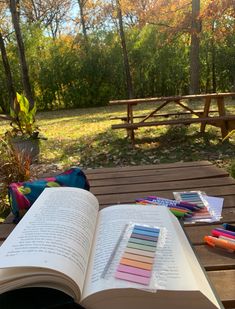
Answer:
[
  {"xmin": 133, "ymin": 228, "xmax": 159, "ymax": 237},
  {"xmin": 134, "ymin": 225, "xmax": 160, "ymax": 233}
]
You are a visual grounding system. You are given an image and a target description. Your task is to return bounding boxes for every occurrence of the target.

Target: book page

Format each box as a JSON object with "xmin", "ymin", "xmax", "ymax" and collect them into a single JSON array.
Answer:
[
  {"xmin": 0, "ymin": 187, "xmax": 99, "ymax": 300},
  {"xmin": 82, "ymin": 205, "xmax": 219, "ymax": 308}
]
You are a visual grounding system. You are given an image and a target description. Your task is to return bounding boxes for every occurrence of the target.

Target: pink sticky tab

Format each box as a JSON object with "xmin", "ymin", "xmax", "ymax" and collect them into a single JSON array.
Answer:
[
  {"xmin": 117, "ymin": 264, "xmax": 151, "ymax": 277},
  {"xmin": 115, "ymin": 271, "xmax": 150, "ymax": 285}
]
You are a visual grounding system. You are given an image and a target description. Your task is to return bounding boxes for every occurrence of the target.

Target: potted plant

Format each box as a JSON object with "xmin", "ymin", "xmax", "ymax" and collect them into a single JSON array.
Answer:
[
  {"xmin": 5, "ymin": 92, "xmax": 40, "ymax": 163},
  {"xmin": 0, "ymin": 137, "xmax": 31, "ymax": 219}
]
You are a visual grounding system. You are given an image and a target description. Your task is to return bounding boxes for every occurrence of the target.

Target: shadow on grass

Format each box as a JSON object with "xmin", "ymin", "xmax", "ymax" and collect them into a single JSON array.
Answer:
[
  {"xmin": 40, "ymin": 124, "xmax": 235, "ymax": 170},
  {"xmin": 134, "ymin": 125, "xmax": 235, "ymax": 164},
  {"xmin": 135, "ymin": 125, "xmax": 215, "ymax": 147},
  {"xmin": 37, "ymin": 105, "xmax": 126, "ymax": 122},
  {"xmin": 39, "ymin": 114, "xmax": 111, "ymax": 127}
]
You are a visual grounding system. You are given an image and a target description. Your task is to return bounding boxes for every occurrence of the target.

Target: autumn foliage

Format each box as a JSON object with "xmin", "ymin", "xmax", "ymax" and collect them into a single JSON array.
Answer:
[{"xmin": 0, "ymin": 0, "xmax": 234, "ymax": 111}]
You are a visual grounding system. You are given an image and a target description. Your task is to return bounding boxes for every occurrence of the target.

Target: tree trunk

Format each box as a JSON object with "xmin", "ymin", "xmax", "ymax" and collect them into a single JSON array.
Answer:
[
  {"xmin": 9, "ymin": 0, "xmax": 34, "ymax": 109},
  {"xmin": 189, "ymin": 0, "xmax": 201, "ymax": 94},
  {"xmin": 116, "ymin": 0, "xmax": 133, "ymax": 99},
  {"xmin": 232, "ymin": 72, "xmax": 235, "ymax": 99},
  {"xmin": 211, "ymin": 48, "xmax": 216, "ymax": 93},
  {"xmin": 78, "ymin": 0, "xmax": 88, "ymax": 40},
  {"xmin": 211, "ymin": 21, "xmax": 216, "ymax": 93},
  {"xmin": 205, "ymin": 47, "xmax": 210, "ymax": 93},
  {"xmin": 233, "ymin": 73, "xmax": 235, "ymax": 92},
  {"xmin": 0, "ymin": 31, "xmax": 15, "ymax": 111}
]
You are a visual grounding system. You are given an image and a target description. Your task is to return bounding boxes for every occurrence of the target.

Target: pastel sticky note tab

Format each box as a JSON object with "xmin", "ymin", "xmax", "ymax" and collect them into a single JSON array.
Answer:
[
  {"xmin": 115, "ymin": 271, "xmax": 150, "ymax": 285},
  {"xmin": 125, "ymin": 247, "xmax": 155, "ymax": 258},
  {"xmin": 133, "ymin": 229, "xmax": 159, "ymax": 237},
  {"xmin": 122, "ymin": 252, "xmax": 154, "ymax": 264},
  {"xmin": 134, "ymin": 225, "xmax": 160, "ymax": 233},
  {"xmin": 129, "ymin": 237, "xmax": 157, "ymax": 247},
  {"xmin": 179, "ymin": 192, "xmax": 205, "ymax": 207},
  {"xmin": 120, "ymin": 258, "xmax": 152, "ymax": 270},
  {"xmin": 114, "ymin": 224, "xmax": 160, "ymax": 286},
  {"xmin": 127, "ymin": 242, "xmax": 156, "ymax": 252},
  {"xmin": 117, "ymin": 264, "xmax": 151, "ymax": 277},
  {"xmin": 131, "ymin": 233, "xmax": 159, "ymax": 242}
]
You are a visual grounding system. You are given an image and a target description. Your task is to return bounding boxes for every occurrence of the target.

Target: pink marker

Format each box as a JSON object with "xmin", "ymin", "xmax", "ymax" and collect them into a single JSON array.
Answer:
[{"xmin": 211, "ymin": 229, "xmax": 235, "ymax": 240}]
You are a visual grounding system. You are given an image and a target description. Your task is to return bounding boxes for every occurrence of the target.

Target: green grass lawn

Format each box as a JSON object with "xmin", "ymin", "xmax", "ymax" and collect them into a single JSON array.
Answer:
[
  {"xmin": 1, "ymin": 100, "xmax": 235, "ymax": 174},
  {"xmin": 1, "ymin": 99, "xmax": 235, "ymax": 219}
]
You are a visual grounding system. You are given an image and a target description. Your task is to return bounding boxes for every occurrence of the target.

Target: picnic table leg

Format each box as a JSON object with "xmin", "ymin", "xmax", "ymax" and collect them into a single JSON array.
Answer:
[
  {"xmin": 127, "ymin": 104, "xmax": 135, "ymax": 143},
  {"xmin": 217, "ymin": 96, "xmax": 228, "ymax": 138},
  {"xmin": 200, "ymin": 97, "xmax": 211, "ymax": 133},
  {"xmin": 129, "ymin": 128, "xmax": 135, "ymax": 144}
]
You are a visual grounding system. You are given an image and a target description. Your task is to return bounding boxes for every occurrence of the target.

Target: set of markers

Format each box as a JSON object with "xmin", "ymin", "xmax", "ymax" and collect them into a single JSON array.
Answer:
[
  {"xmin": 136, "ymin": 191, "xmax": 214, "ymax": 222},
  {"xmin": 136, "ymin": 196, "xmax": 204, "ymax": 220},
  {"xmin": 173, "ymin": 191, "xmax": 213, "ymax": 222},
  {"xmin": 204, "ymin": 223, "xmax": 235, "ymax": 253}
]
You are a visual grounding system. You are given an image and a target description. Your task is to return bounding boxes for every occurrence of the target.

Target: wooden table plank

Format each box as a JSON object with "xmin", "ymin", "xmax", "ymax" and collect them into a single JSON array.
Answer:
[
  {"xmin": 194, "ymin": 245, "xmax": 235, "ymax": 270},
  {"xmin": 91, "ymin": 177, "xmax": 235, "ymax": 195},
  {"xmin": 87, "ymin": 165, "xmax": 228, "ymax": 181},
  {"xmin": 89, "ymin": 171, "xmax": 230, "ymax": 188},
  {"xmin": 222, "ymin": 196, "xmax": 235, "ymax": 207},
  {"xmin": 0, "ymin": 224, "xmax": 15, "ymax": 241},
  {"xmin": 221, "ymin": 207, "xmax": 235, "ymax": 220},
  {"xmin": 208, "ymin": 270, "xmax": 235, "ymax": 308},
  {"xmin": 94, "ymin": 185, "xmax": 235, "ymax": 206},
  {"xmin": 85, "ymin": 160, "xmax": 213, "ymax": 175}
]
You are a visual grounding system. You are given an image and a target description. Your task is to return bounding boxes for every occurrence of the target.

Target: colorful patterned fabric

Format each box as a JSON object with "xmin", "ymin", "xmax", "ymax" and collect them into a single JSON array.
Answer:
[{"xmin": 9, "ymin": 167, "xmax": 90, "ymax": 223}]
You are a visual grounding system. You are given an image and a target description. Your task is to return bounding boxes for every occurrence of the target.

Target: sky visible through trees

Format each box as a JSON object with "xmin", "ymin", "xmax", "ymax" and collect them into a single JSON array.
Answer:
[{"xmin": 0, "ymin": 0, "xmax": 234, "ymax": 112}]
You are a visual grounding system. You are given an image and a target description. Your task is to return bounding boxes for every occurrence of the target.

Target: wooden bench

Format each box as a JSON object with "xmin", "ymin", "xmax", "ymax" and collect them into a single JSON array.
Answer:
[
  {"xmin": 110, "ymin": 110, "xmax": 219, "ymax": 121},
  {"xmin": 109, "ymin": 93, "xmax": 235, "ymax": 143},
  {"xmin": 112, "ymin": 115, "xmax": 235, "ymax": 129}
]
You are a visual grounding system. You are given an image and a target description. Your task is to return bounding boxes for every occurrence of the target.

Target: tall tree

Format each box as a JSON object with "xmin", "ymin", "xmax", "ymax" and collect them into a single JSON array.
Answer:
[
  {"xmin": 116, "ymin": 0, "xmax": 133, "ymax": 98},
  {"xmin": 77, "ymin": 0, "xmax": 88, "ymax": 39},
  {"xmin": 9, "ymin": 0, "xmax": 34, "ymax": 109},
  {"xmin": 211, "ymin": 20, "xmax": 216, "ymax": 92},
  {"xmin": 0, "ymin": 30, "xmax": 15, "ymax": 111},
  {"xmin": 201, "ymin": 0, "xmax": 235, "ymax": 92},
  {"xmin": 189, "ymin": 0, "xmax": 201, "ymax": 94},
  {"xmin": 75, "ymin": 0, "xmax": 105, "ymax": 39},
  {"xmin": 21, "ymin": 0, "xmax": 71, "ymax": 38}
]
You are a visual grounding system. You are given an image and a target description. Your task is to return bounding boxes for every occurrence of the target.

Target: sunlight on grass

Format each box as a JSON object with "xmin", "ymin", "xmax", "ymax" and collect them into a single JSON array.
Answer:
[
  {"xmin": 1, "ymin": 99, "xmax": 235, "ymax": 221},
  {"xmin": 0, "ymin": 100, "xmax": 235, "ymax": 172}
]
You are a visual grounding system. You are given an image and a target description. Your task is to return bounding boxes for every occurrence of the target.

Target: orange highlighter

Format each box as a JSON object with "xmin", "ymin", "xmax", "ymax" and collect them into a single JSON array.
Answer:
[{"xmin": 204, "ymin": 235, "xmax": 235, "ymax": 253}]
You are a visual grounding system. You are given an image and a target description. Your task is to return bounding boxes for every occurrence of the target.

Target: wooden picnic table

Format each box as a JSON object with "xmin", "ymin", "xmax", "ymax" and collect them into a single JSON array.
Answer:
[
  {"xmin": 110, "ymin": 92, "xmax": 235, "ymax": 143},
  {"xmin": 0, "ymin": 161, "xmax": 235, "ymax": 308}
]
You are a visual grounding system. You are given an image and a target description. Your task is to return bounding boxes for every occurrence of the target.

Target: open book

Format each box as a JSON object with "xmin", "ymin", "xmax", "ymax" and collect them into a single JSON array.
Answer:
[{"xmin": 0, "ymin": 187, "xmax": 223, "ymax": 309}]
